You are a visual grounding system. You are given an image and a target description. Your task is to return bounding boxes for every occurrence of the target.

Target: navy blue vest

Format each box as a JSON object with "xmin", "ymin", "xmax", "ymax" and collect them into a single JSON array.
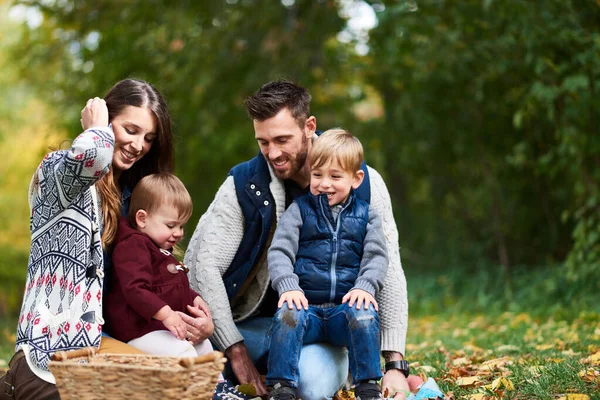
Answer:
[
  {"xmin": 295, "ymin": 192, "xmax": 369, "ymax": 304},
  {"xmin": 225, "ymin": 142, "xmax": 371, "ymax": 300}
]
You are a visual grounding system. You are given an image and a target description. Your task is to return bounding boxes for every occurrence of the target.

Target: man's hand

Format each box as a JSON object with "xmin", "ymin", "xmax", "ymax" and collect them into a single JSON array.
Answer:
[
  {"xmin": 81, "ymin": 97, "xmax": 109, "ymax": 130},
  {"xmin": 177, "ymin": 306, "xmax": 214, "ymax": 344},
  {"xmin": 381, "ymin": 369, "xmax": 411, "ymax": 399},
  {"xmin": 278, "ymin": 290, "xmax": 308, "ymax": 310},
  {"xmin": 225, "ymin": 342, "xmax": 267, "ymax": 396},
  {"xmin": 342, "ymin": 289, "xmax": 379, "ymax": 311}
]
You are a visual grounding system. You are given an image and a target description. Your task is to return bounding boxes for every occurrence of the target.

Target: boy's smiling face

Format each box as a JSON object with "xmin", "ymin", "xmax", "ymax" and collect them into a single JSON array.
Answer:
[{"xmin": 310, "ymin": 158, "xmax": 364, "ymax": 206}]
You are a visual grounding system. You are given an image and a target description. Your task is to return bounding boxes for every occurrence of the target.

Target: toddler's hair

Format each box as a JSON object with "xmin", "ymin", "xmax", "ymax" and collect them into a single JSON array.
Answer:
[
  {"xmin": 128, "ymin": 173, "xmax": 193, "ymax": 226},
  {"xmin": 309, "ymin": 128, "xmax": 364, "ymax": 173}
]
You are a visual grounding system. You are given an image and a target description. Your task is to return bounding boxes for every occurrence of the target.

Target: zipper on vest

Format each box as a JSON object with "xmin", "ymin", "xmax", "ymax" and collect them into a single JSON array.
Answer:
[{"xmin": 319, "ymin": 196, "xmax": 353, "ymax": 303}]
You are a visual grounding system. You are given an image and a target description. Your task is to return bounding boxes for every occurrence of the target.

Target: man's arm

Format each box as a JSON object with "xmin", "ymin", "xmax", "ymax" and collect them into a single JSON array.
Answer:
[
  {"xmin": 367, "ymin": 166, "xmax": 408, "ymax": 355},
  {"xmin": 184, "ymin": 176, "xmax": 245, "ymax": 350},
  {"xmin": 368, "ymin": 167, "xmax": 410, "ymax": 398},
  {"xmin": 352, "ymin": 206, "xmax": 388, "ymax": 297}
]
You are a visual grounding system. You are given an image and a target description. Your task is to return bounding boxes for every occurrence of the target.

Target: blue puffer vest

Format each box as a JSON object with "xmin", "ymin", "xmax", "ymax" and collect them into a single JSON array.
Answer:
[
  {"xmin": 224, "ymin": 136, "xmax": 371, "ymax": 301},
  {"xmin": 295, "ymin": 192, "xmax": 369, "ymax": 304}
]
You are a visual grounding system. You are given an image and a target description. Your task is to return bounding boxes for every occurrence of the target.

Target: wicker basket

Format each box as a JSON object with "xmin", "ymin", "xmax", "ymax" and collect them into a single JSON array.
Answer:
[{"xmin": 48, "ymin": 347, "xmax": 226, "ymax": 400}]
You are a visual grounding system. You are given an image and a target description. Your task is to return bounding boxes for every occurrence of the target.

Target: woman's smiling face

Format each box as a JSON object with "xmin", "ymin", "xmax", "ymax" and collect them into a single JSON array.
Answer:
[{"xmin": 111, "ymin": 105, "xmax": 157, "ymax": 175}]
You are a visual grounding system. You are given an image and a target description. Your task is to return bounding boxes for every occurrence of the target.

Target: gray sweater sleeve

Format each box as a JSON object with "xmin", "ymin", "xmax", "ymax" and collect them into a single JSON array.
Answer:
[
  {"xmin": 267, "ymin": 202, "xmax": 304, "ymax": 295},
  {"xmin": 351, "ymin": 206, "xmax": 389, "ymax": 297}
]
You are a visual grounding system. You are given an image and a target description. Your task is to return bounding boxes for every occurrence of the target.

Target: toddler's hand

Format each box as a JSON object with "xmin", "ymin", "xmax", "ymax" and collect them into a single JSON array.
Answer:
[
  {"xmin": 161, "ymin": 311, "xmax": 187, "ymax": 340},
  {"xmin": 278, "ymin": 290, "xmax": 308, "ymax": 310},
  {"xmin": 81, "ymin": 97, "xmax": 109, "ymax": 130},
  {"xmin": 342, "ymin": 289, "xmax": 379, "ymax": 311}
]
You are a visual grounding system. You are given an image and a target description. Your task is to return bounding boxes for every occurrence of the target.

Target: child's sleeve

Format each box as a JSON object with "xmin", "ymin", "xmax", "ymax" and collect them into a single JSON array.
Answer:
[
  {"xmin": 352, "ymin": 206, "xmax": 389, "ymax": 296},
  {"xmin": 112, "ymin": 236, "xmax": 168, "ymax": 320},
  {"xmin": 267, "ymin": 202, "xmax": 304, "ymax": 296}
]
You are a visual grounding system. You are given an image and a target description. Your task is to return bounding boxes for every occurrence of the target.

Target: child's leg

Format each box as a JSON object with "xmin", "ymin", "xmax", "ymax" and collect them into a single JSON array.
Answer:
[
  {"xmin": 127, "ymin": 330, "xmax": 197, "ymax": 357},
  {"xmin": 265, "ymin": 304, "xmax": 322, "ymax": 389},
  {"xmin": 325, "ymin": 304, "xmax": 382, "ymax": 384}
]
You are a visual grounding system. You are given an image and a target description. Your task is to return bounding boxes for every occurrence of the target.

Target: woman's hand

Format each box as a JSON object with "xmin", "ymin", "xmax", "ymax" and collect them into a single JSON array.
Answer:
[
  {"xmin": 81, "ymin": 97, "xmax": 109, "ymax": 130},
  {"xmin": 192, "ymin": 296, "xmax": 213, "ymax": 320},
  {"xmin": 177, "ymin": 305, "xmax": 214, "ymax": 345},
  {"xmin": 342, "ymin": 289, "xmax": 379, "ymax": 311}
]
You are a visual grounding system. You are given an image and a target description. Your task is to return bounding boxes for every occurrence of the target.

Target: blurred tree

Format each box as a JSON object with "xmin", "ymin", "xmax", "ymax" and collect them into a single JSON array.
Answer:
[
  {"xmin": 364, "ymin": 0, "xmax": 599, "ymax": 291},
  {"xmin": 6, "ymin": 0, "xmax": 600, "ymax": 300},
  {"xmin": 12, "ymin": 0, "xmax": 368, "ymax": 229}
]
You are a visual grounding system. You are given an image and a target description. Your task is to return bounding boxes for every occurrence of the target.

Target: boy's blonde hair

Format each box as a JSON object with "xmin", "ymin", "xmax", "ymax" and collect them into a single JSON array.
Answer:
[
  {"xmin": 309, "ymin": 128, "xmax": 364, "ymax": 174},
  {"xmin": 128, "ymin": 173, "xmax": 193, "ymax": 227}
]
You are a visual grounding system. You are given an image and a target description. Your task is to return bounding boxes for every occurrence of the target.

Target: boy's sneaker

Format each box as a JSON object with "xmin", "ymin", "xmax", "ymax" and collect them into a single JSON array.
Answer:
[
  {"xmin": 354, "ymin": 380, "xmax": 382, "ymax": 400},
  {"xmin": 268, "ymin": 382, "xmax": 297, "ymax": 400},
  {"xmin": 213, "ymin": 380, "xmax": 255, "ymax": 400}
]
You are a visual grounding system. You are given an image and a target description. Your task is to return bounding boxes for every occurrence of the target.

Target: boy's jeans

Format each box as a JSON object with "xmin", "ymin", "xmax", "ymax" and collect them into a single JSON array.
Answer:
[
  {"xmin": 234, "ymin": 317, "xmax": 349, "ymax": 400},
  {"xmin": 266, "ymin": 303, "xmax": 382, "ymax": 389}
]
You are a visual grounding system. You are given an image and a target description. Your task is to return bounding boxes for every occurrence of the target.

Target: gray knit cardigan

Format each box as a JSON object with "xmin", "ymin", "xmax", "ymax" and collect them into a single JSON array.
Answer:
[{"xmin": 15, "ymin": 126, "xmax": 114, "ymax": 370}]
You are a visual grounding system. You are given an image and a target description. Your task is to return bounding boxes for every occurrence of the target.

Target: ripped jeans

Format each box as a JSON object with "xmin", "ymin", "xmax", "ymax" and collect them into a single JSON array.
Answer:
[{"xmin": 266, "ymin": 303, "xmax": 382, "ymax": 388}]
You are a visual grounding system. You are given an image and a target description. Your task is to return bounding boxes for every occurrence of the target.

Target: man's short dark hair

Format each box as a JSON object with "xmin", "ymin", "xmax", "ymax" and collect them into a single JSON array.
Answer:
[{"xmin": 243, "ymin": 80, "xmax": 311, "ymax": 129}]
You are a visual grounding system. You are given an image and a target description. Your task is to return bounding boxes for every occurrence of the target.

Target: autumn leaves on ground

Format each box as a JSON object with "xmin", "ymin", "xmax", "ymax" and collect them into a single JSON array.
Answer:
[{"xmin": 331, "ymin": 312, "xmax": 600, "ymax": 400}]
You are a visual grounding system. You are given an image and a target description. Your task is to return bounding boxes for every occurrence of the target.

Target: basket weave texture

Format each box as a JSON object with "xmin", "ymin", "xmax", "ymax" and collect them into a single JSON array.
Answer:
[{"xmin": 49, "ymin": 347, "xmax": 225, "ymax": 400}]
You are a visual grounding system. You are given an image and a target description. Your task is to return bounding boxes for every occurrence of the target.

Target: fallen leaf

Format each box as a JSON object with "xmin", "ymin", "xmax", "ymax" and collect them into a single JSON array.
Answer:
[
  {"xmin": 485, "ymin": 377, "xmax": 514, "ymax": 391},
  {"xmin": 535, "ymin": 344, "xmax": 554, "ymax": 351},
  {"xmin": 468, "ymin": 394, "xmax": 487, "ymax": 400},
  {"xmin": 416, "ymin": 365, "xmax": 437, "ymax": 374},
  {"xmin": 578, "ymin": 368, "xmax": 599, "ymax": 383},
  {"xmin": 236, "ymin": 383, "xmax": 257, "ymax": 396},
  {"xmin": 586, "ymin": 351, "xmax": 600, "ymax": 366},
  {"xmin": 334, "ymin": 389, "xmax": 355, "ymax": 399},
  {"xmin": 452, "ymin": 357, "xmax": 469, "ymax": 366},
  {"xmin": 444, "ymin": 392, "xmax": 455, "ymax": 400},
  {"xmin": 557, "ymin": 395, "xmax": 590, "ymax": 400},
  {"xmin": 456, "ymin": 376, "xmax": 482, "ymax": 387}
]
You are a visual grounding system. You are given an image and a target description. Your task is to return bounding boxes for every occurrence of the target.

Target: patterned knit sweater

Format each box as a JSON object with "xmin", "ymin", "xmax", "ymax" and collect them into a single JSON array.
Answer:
[
  {"xmin": 185, "ymin": 159, "xmax": 408, "ymax": 355},
  {"xmin": 15, "ymin": 126, "xmax": 114, "ymax": 371}
]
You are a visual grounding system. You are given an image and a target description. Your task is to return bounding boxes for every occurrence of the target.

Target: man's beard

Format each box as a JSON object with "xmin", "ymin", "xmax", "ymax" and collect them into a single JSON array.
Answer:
[{"xmin": 269, "ymin": 134, "xmax": 309, "ymax": 181}]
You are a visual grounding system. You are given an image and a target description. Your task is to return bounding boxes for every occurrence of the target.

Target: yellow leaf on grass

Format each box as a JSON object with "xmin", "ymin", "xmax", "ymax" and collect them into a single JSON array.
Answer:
[
  {"xmin": 484, "ymin": 377, "xmax": 514, "ymax": 391},
  {"xmin": 557, "ymin": 395, "xmax": 590, "ymax": 400},
  {"xmin": 452, "ymin": 357, "xmax": 470, "ymax": 366},
  {"xmin": 468, "ymin": 394, "xmax": 486, "ymax": 400},
  {"xmin": 578, "ymin": 368, "xmax": 600, "ymax": 382},
  {"xmin": 456, "ymin": 376, "xmax": 482, "ymax": 386},
  {"xmin": 587, "ymin": 351, "xmax": 600, "ymax": 366}
]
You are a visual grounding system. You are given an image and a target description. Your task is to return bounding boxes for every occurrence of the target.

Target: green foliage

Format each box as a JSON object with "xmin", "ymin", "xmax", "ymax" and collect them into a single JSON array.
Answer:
[
  {"xmin": 2, "ymin": 0, "xmax": 599, "ymax": 316},
  {"xmin": 364, "ymin": 0, "xmax": 599, "ymax": 280}
]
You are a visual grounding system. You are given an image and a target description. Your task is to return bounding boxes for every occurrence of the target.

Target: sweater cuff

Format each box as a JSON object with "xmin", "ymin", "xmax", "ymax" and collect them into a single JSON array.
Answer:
[
  {"xmin": 275, "ymin": 277, "xmax": 303, "ymax": 296},
  {"xmin": 380, "ymin": 327, "xmax": 407, "ymax": 356},
  {"xmin": 351, "ymin": 280, "xmax": 377, "ymax": 297},
  {"xmin": 211, "ymin": 321, "xmax": 245, "ymax": 352}
]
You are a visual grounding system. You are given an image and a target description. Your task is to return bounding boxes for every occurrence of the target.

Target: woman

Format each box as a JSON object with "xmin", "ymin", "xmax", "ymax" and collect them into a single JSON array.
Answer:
[{"xmin": 0, "ymin": 79, "xmax": 207, "ymax": 400}]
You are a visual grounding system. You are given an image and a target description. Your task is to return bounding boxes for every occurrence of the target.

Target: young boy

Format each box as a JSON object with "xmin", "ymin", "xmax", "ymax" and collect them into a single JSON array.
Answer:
[
  {"xmin": 266, "ymin": 129, "xmax": 388, "ymax": 400},
  {"xmin": 104, "ymin": 173, "xmax": 252, "ymax": 400}
]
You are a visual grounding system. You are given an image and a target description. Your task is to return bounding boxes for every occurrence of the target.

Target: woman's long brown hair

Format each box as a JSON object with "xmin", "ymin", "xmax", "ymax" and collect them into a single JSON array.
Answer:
[{"xmin": 97, "ymin": 78, "xmax": 174, "ymax": 248}]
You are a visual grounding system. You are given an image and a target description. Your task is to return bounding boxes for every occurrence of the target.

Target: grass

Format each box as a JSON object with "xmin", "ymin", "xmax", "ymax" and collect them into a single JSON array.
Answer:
[
  {"xmin": 1, "ymin": 264, "xmax": 599, "ymax": 399},
  {"xmin": 404, "ymin": 311, "xmax": 600, "ymax": 399}
]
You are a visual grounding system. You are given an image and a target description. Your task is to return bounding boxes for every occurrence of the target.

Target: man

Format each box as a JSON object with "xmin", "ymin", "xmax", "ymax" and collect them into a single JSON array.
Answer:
[{"xmin": 185, "ymin": 80, "xmax": 410, "ymax": 399}]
